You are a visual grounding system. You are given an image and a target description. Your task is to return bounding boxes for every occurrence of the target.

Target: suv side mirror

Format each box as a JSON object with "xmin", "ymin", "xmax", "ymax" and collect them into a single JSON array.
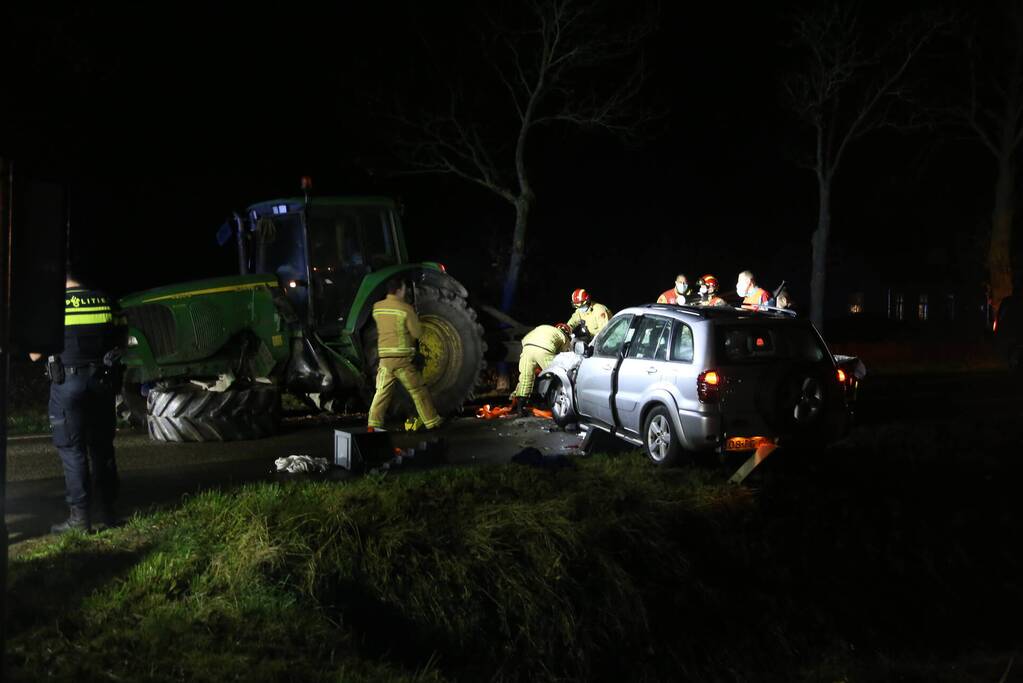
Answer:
[{"xmin": 576, "ymin": 341, "xmax": 594, "ymax": 358}]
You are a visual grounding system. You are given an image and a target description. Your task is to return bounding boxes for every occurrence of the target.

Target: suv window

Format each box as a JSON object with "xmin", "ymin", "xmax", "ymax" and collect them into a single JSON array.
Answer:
[
  {"xmin": 628, "ymin": 316, "xmax": 671, "ymax": 360},
  {"xmin": 595, "ymin": 315, "xmax": 634, "ymax": 357},
  {"xmin": 717, "ymin": 324, "xmax": 826, "ymax": 364},
  {"xmin": 671, "ymin": 322, "xmax": 694, "ymax": 362}
]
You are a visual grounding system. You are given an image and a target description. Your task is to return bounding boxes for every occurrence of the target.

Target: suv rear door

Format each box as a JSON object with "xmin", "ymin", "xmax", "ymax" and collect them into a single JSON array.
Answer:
[{"xmin": 710, "ymin": 319, "xmax": 833, "ymax": 440}]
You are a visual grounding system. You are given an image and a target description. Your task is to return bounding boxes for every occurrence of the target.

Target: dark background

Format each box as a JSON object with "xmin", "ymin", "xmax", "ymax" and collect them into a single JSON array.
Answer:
[{"xmin": 0, "ymin": 1, "xmax": 998, "ymax": 325}]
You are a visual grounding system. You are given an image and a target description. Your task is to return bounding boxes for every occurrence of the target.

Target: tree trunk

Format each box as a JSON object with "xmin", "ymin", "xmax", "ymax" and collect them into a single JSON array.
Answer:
[
  {"xmin": 990, "ymin": 154, "xmax": 1016, "ymax": 311},
  {"xmin": 810, "ymin": 179, "xmax": 831, "ymax": 329},
  {"xmin": 501, "ymin": 197, "xmax": 531, "ymax": 313}
]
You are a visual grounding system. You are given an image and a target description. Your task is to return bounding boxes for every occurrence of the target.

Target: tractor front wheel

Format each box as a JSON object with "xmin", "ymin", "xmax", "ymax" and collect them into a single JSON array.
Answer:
[{"xmin": 146, "ymin": 383, "xmax": 281, "ymax": 442}]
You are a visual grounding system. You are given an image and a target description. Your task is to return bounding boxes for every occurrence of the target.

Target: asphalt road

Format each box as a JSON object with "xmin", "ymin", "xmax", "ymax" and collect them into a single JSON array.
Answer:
[
  {"xmin": 4, "ymin": 412, "xmax": 583, "ymax": 545},
  {"xmin": 5, "ymin": 370, "xmax": 1019, "ymax": 546}
]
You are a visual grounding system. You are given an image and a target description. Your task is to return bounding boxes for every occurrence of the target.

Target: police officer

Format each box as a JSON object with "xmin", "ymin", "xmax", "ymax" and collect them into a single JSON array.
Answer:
[
  {"xmin": 367, "ymin": 278, "xmax": 443, "ymax": 431},
  {"xmin": 30, "ymin": 269, "xmax": 121, "ymax": 533}
]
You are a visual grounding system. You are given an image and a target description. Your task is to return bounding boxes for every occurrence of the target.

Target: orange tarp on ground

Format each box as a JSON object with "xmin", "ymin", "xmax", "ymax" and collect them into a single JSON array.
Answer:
[{"xmin": 475, "ymin": 404, "xmax": 554, "ymax": 420}]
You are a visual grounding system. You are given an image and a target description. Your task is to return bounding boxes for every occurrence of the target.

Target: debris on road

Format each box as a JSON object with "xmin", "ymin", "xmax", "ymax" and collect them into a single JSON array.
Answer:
[
  {"xmin": 275, "ymin": 455, "xmax": 331, "ymax": 474},
  {"xmin": 511, "ymin": 447, "xmax": 575, "ymax": 469}
]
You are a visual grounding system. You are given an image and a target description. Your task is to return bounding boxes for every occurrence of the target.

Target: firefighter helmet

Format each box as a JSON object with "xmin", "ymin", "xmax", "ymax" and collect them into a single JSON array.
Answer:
[
  {"xmin": 698, "ymin": 274, "xmax": 719, "ymax": 292},
  {"xmin": 571, "ymin": 288, "xmax": 591, "ymax": 307},
  {"xmin": 555, "ymin": 322, "xmax": 572, "ymax": 336}
]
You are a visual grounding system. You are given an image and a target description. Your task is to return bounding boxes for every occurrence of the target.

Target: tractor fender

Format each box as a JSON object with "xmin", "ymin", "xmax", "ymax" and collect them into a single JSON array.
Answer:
[{"xmin": 351, "ymin": 266, "xmax": 470, "ymax": 336}]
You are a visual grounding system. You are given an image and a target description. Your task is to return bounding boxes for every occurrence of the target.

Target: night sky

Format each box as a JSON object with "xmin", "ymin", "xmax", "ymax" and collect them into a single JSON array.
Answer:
[{"xmin": 0, "ymin": 1, "xmax": 1001, "ymax": 324}]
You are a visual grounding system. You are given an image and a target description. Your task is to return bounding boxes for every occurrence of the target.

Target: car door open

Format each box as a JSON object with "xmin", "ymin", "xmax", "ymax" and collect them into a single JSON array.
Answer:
[{"xmin": 575, "ymin": 314, "xmax": 634, "ymax": 427}]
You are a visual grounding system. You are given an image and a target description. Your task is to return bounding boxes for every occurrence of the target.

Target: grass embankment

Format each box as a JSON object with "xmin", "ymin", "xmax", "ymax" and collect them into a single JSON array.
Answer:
[{"xmin": 9, "ymin": 413, "xmax": 1023, "ymax": 683}]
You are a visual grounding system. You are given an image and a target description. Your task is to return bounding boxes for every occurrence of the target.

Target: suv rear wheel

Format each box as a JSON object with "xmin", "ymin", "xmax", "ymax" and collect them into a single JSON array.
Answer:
[{"xmin": 643, "ymin": 405, "xmax": 684, "ymax": 466}]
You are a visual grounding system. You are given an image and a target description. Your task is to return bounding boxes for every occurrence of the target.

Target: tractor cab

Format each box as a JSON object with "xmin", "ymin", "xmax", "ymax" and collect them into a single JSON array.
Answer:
[{"xmin": 242, "ymin": 197, "xmax": 408, "ymax": 331}]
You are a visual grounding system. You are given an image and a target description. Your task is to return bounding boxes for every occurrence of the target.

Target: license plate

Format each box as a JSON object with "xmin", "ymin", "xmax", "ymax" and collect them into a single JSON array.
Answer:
[{"xmin": 725, "ymin": 436, "xmax": 774, "ymax": 452}]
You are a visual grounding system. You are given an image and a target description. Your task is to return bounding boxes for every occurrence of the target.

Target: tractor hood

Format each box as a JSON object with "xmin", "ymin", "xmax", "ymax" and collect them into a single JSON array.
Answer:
[{"xmin": 119, "ymin": 274, "xmax": 279, "ymax": 309}]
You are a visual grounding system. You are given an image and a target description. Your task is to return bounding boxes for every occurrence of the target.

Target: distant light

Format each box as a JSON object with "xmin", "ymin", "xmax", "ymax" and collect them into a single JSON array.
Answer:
[
  {"xmin": 849, "ymin": 304, "xmax": 863, "ymax": 314},
  {"xmin": 755, "ymin": 337, "xmax": 765, "ymax": 348},
  {"xmin": 301, "ymin": 176, "xmax": 313, "ymax": 191},
  {"xmin": 994, "ymin": 318, "xmax": 998, "ymax": 333},
  {"xmin": 127, "ymin": 335, "xmax": 139, "ymax": 347}
]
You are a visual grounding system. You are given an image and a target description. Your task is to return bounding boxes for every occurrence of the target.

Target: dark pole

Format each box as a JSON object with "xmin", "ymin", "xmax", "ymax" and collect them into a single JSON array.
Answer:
[{"xmin": 0, "ymin": 157, "xmax": 13, "ymax": 680}]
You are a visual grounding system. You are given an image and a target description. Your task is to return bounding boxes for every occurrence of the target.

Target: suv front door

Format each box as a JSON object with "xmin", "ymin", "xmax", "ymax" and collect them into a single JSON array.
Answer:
[
  {"xmin": 616, "ymin": 315, "xmax": 673, "ymax": 435},
  {"xmin": 575, "ymin": 314, "xmax": 634, "ymax": 428}
]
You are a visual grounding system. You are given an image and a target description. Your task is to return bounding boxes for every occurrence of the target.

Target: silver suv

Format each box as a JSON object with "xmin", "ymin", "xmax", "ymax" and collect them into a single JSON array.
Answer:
[{"xmin": 536, "ymin": 304, "xmax": 854, "ymax": 465}]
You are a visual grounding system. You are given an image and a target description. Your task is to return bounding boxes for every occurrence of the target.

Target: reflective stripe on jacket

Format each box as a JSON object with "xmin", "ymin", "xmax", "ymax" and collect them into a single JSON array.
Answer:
[
  {"xmin": 373, "ymin": 294, "xmax": 421, "ymax": 358},
  {"xmin": 61, "ymin": 287, "xmax": 118, "ymax": 365}
]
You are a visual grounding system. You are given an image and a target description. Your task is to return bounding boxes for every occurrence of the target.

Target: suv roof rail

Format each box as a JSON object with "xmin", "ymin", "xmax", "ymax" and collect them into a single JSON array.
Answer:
[
  {"xmin": 639, "ymin": 303, "xmax": 707, "ymax": 317},
  {"xmin": 635, "ymin": 303, "xmax": 800, "ymax": 320}
]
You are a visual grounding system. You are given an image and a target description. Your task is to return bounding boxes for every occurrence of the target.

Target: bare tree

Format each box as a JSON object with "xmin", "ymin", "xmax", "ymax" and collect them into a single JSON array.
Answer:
[
  {"xmin": 785, "ymin": 5, "xmax": 942, "ymax": 328},
  {"xmin": 393, "ymin": 0, "xmax": 654, "ymax": 312},
  {"xmin": 948, "ymin": 5, "xmax": 1023, "ymax": 313}
]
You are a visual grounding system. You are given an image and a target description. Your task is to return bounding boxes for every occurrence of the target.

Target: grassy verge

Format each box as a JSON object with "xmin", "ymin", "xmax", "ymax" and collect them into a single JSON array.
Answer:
[{"xmin": 9, "ymin": 417, "xmax": 1023, "ymax": 683}]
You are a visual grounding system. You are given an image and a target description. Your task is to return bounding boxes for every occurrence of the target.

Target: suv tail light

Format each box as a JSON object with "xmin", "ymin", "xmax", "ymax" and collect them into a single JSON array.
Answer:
[
  {"xmin": 836, "ymin": 368, "xmax": 847, "ymax": 384},
  {"xmin": 697, "ymin": 370, "xmax": 722, "ymax": 403}
]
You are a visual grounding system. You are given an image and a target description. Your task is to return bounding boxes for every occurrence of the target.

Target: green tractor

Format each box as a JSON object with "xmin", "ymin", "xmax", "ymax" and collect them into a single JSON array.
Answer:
[{"xmin": 118, "ymin": 195, "xmax": 486, "ymax": 441}]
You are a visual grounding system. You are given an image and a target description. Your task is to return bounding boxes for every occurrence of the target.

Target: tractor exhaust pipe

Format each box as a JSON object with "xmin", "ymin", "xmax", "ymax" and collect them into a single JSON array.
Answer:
[{"xmin": 234, "ymin": 212, "xmax": 248, "ymax": 274}]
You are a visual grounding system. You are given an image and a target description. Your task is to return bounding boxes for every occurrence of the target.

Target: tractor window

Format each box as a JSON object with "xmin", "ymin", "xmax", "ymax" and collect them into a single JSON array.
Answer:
[
  {"xmin": 306, "ymin": 205, "xmax": 399, "ymax": 329},
  {"xmin": 258, "ymin": 213, "xmax": 310, "ymax": 317}
]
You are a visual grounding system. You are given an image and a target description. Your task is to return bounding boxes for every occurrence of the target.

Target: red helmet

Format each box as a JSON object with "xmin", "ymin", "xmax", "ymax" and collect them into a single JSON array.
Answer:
[
  {"xmin": 555, "ymin": 322, "xmax": 572, "ymax": 336},
  {"xmin": 571, "ymin": 288, "xmax": 591, "ymax": 307},
  {"xmin": 699, "ymin": 274, "xmax": 719, "ymax": 291}
]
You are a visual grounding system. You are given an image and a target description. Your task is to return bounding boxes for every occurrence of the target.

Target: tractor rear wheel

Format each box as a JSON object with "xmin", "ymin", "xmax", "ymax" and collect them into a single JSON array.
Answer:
[
  {"xmin": 146, "ymin": 383, "xmax": 281, "ymax": 442},
  {"xmin": 362, "ymin": 284, "xmax": 485, "ymax": 420}
]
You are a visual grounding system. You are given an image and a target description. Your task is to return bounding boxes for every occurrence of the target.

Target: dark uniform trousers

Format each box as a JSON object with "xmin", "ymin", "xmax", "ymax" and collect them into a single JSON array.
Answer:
[{"xmin": 48, "ymin": 366, "xmax": 119, "ymax": 509}]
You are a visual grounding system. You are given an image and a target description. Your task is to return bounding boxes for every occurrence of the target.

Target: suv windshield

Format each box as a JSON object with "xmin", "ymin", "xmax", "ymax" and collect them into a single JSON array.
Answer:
[{"xmin": 716, "ymin": 323, "xmax": 827, "ymax": 364}]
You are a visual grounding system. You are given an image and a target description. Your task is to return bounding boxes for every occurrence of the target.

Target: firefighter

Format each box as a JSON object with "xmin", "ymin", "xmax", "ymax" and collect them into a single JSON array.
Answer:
[
  {"xmin": 567, "ymin": 289, "xmax": 612, "ymax": 337},
  {"xmin": 511, "ymin": 323, "xmax": 572, "ymax": 412},
  {"xmin": 656, "ymin": 274, "xmax": 690, "ymax": 305},
  {"xmin": 30, "ymin": 269, "xmax": 121, "ymax": 533},
  {"xmin": 697, "ymin": 274, "xmax": 728, "ymax": 307},
  {"xmin": 367, "ymin": 278, "xmax": 443, "ymax": 431},
  {"xmin": 736, "ymin": 270, "xmax": 772, "ymax": 310}
]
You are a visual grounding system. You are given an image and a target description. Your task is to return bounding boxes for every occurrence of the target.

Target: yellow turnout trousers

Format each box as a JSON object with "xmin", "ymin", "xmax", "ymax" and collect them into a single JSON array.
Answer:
[
  {"xmin": 513, "ymin": 345, "xmax": 556, "ymax": 399},
  {"xmin": 368, "ymin": 356, "xmax": 441, "ymax": 429}
]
